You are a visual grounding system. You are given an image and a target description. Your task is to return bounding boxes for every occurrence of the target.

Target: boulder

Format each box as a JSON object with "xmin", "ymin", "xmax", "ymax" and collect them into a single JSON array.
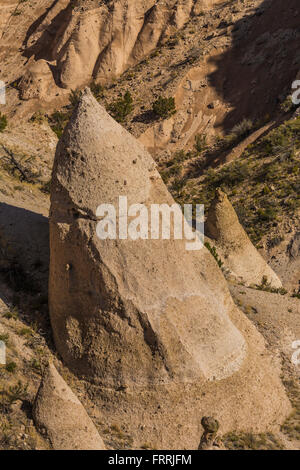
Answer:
[{"xmin": 49, "ymin": 89, "xmax": 247, "ymax": 385}]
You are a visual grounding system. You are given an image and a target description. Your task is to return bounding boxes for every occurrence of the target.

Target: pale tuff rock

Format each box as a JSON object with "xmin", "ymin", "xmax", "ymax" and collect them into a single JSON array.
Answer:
[
  {"xmin": 23, "ymin": 0, "xmax": 224, "ymax": 92},
  {"xmin": 50, "ymin": 88, "xmax": 246, "ymax": 384},
  {"xmin": 206, "ymin": 189, "xmax": 283, "ymax": 288},
  {"xmin": 49, "ymin": 89, "xmax": 290, "ymax": 448},
  {"xmin": 33, "ymin": 363, "xmax": 105, "ymax": 450},
  {"xmin": 18, "ymin": 59, "xmax": 57, "ymax": 102}
]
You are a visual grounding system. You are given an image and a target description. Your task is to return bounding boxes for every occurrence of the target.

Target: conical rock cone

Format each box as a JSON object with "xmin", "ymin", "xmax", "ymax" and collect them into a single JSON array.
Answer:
[
  {"xmin": 33, "ymin": 363, "xmax": 105, "ymax": 450},
  {"xmin": 206, "ymin": 189, "xmax": 282, "ymax": 288},
  {"xmin": 49, "ymin": 89, "xmax": 290, "ymax": 449}
]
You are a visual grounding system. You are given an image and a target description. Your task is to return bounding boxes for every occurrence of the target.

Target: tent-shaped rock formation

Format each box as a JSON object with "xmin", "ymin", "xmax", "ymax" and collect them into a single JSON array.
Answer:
[
  {"xmin": 49, "ymin": 89, "xmax": 290, "ymax": 449},
  {"xmin": 206, "ymin": 189, "xmax": 282, "ymax": 288},
  {"xmin": 33, "ymin": 363, "xmax": 105, "ymax": 450}
]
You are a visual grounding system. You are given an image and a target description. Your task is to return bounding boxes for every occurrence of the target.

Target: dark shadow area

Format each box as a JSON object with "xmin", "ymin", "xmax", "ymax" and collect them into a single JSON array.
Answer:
[
  {"xmin": 0, "ymin": 203, "xmax": 49, "ymax": 293},
  {"xmin": 208, "ymin": 0, "xmax": 300, "ymax": 132},
  {"xmin": 21, "ymin": 400, "xmax": 33, "ymax": 420},
  {"xmin": 132, "ymin": 109, "xmax": 156, "ymax": 124},
  {"xmin": 0, "ymin": 203, "xmax": 51, "ymax": 345},
  {"xmin": 23, "ymin": 0, "xmax": 60, "ymax": 49},
  {"xmin": 23, "ymin": 0, "xmax": 73, "ymax": 65},
  {"xmin": 187, "ymin": 110, "xmax": 294, "ymax": 178}
]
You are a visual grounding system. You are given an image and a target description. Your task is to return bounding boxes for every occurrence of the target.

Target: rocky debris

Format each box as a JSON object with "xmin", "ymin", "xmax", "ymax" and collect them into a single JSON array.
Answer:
[
  {"xmin": 206, "ymin": 189, "xmax": 283, "ymax": 288},
  {"xmin": 33, "ymin": 363, "xmax": 105, "ymax": 450},
  {"xmin": 48, "ymin": 88, "xmax": 291, "ymax": 448}
]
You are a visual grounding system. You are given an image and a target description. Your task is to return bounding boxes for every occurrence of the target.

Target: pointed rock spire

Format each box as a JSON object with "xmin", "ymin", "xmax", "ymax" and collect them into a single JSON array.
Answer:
[
  {"xmin": 48, "ymin": 89, "xmax": 290, "ymax": 448},
  {"xmin": 33, "ymin": 363, "xmax": 105, "ymax": 450},
  {"xmin": 206, "ymin": 189, "xmax": 282, "ymax": 288},
  {"xmin": 49, "ymin": 88, "xmax": 246, "ymax": 385}
]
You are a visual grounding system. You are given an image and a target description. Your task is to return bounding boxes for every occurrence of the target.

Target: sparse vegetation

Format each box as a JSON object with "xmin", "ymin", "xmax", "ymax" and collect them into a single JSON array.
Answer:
[
  {"xmin": 194, "ymin": 134, "xmax": 207, "ymax": 153},
  {"xmin": 48, "ymin": 110, "xmax": 71, "ymax": 138},
  {"xmin": 222, "ymin": 431, "xmax": 284, "ymax": 450},
  {"xmin": 0, "ymin": 381, "xmax": 28, "ymax": 413},
  {"xmin": 69, "ymin": 89, "xmax": 82, "ymax": 108},
  {"xmin": 205, "ymin": 242, "xmax": 224, "ymax": 268},
  {"xmin": 108, "ymin": 91, "xmax": 134, "ymax": 123},
  {"xmin": 165, "ymin": 116, "xmax": 300, "ymax": 245},
  {"xmin": 90, "ymin": 82, "xmax": 105, "ymax": 101},
  {"xmin": 254, "ymin": 276, "xmax": 288, "ymax": 295},
  {"xmin": 152, "ymin": 96, "xmax": 176, "ymax": 119},
  {"xmin": 280, "ymin": 95, "xmax": 297, "ymax": 114},
  {"xmin": 230, "ymin": 118, "xmax": 253, "ymax": 140},
  {"xmin": 5, "ymin": 362, "xmax": 17, "ymax": 373},
  {"xmin": 0, "ymin": 113, "xmax": 7, "ymax": 132},
  {"xmin": 0, "ymin": 334, "xmax": 9, "ymax": 344}
]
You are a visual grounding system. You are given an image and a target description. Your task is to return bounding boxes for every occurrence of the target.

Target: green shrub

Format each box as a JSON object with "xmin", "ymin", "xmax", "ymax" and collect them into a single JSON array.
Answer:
[
  {"xmin": 255, "ymin": 276, "xmax": 288, "ymax": 295},
  {"xmin": 152, "ymin": 96, "xmax": 176, "ymax": 119},
  {"xmin": 90, "ymin": 82, "xmax": 104, "ymax": 101},
  {"xmin": 194, "ymin": 134, "xmax": 207, "ymax": 153},
  {"xmin": 108, "ymin": 91, "xmax": 134, "ymax": 123},
  {"xmin": 230, "ymin": 118, "xmax": 253, "ymax": 139},
  {"xmin": 0, "ymin": 381, "xmax": 28, "ymax": 414},
  {"xmin": 5, "ymin": 362, "xmax": 17, "ymax": 373},
  {"xmin": 0, "ymin": 334, "xmax": 9, "ymax": 344},
  {"xmin": 69, "ymin": 89, "xmax": 82, "ymax": 108},
  {"xmin": 48, "ymin": 110, "xmax": 71, "ymax": 138},
  {"xmin": 280, "ymin": 96, "xmax": 296, "ymax": 113},
  {"xmin": 0, "ymin": 113, "xmax": 7, "ymax": 132}
]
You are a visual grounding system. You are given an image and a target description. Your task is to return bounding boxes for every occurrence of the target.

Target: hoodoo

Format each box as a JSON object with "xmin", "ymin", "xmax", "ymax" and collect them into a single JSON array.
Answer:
[
  {"xmin": 49, "ymin": 89, "xmax": 290, "ymax": 449},
  {"xmin": 206, "ymin": 189, "xmax": 283, "ymax": 288},
  {"xmin": 33, "ymin": 363, "xmax": 105, "ymax": 450}
]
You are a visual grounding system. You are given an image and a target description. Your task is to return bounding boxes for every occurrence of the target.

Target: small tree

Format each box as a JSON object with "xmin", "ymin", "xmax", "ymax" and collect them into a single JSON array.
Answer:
[
  {"xmin": 69, "ymin": 89, "xmax": 82, "ymax": 108},
  {"xmin": 194, "ymin": 133, "xmax": 207, "ymax": 153},
  {"xmin": 152, "ymin": 96, "xmax": 176, "ymax": 119},
  {"xmin": 108, "ymin": 91, "xmax": 134, "ymax": 123},
  {"xmin": 0, "ymin": 113, "xmax": 7, "ymax": 132},
  {"xmin": 90, "ymin": 82, "xmax": 104, "ymax": 101}
]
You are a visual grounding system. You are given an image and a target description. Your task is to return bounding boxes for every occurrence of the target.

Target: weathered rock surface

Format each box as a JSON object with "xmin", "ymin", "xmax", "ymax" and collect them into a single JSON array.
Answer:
[
  {"xmin": 33, "ymin": 363, "xmax": 105, "ymax": 450},
  {"xmin": 19, "ymin": 59, "xmax": 57, "ymax": 102},
  {"xmin": 23, "ymin": 0, "xmax": 224, "ymax": 91},
  {"xmin": 49, "ymin": 88, "xmax": 290, "ymax": 448},
  {"xmin": 206, "ymin": 189, "xmax": 283, "ymax": 288},
  {"xmin": 50, "ymin": 88, "xmax": 246, "ymax": 385}
]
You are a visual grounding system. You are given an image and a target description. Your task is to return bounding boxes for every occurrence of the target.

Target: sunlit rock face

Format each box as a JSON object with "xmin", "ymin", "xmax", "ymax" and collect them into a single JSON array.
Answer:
[
  {"xmin": 48, "ymin": 89, "xmax": 290, "ymax": 449},
  {"xmin": 206, "ymin": 189, "xmax": 283, "ymax": 288}
]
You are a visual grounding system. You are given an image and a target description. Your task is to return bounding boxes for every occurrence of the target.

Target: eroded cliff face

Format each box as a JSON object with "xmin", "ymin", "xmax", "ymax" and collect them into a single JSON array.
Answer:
[{"xmin": 22, "ymin": 0, "xmax": 223, "ymax": 92}]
